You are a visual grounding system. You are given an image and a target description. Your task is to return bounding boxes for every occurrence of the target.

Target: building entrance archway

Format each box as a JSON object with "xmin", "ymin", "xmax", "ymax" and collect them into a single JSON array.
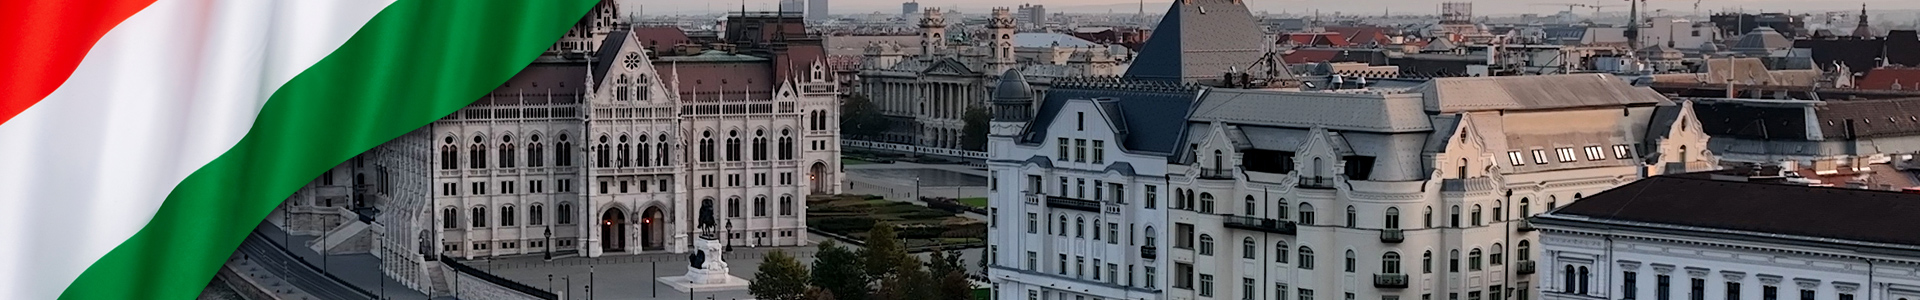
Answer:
[
  {"xmin": 601, "ymin": 207, "xmax": 626, "ymax": 252},
  {"xmin": 642, "ymin": 206, "xmax": 665, "ymax": 250}
]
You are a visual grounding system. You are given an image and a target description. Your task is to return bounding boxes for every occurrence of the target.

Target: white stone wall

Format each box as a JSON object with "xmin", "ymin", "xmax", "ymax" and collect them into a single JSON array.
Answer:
[{"xmin": 1536, "ymin": 225, "xmax": 1920, "ymax": 300}]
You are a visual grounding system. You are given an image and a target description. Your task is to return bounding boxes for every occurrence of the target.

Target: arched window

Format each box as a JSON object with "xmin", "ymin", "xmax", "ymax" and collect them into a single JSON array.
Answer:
[
  {"xmin": 1345, "ymin": 206, "xmax": 1358, "ymax": 228},
  {"xmin": 1549, "ymin": 195, "xmax": 1558, "ymax": 211},
  {"xmin": 753, "ymin": 196, "xmax": 768, "ymax": 217},
  {"xmin": 500, "ymin": 205, "xmax": 517, "ymax": 226},
  {"xmin": 637, "ymin": 135, "xmax": 651, "ymax": 167},
  {"xmin": 778, "ymin": 129, "xmax": 794, "ymax": 160},
  {"xmin": 528, "ymin": 135, "xmax": 545, "ymax": 167},
  {"xmin": 440, "ymin": 136, "xmax": 459, "ymax": 170},
  {"xmin": 1244, "ymin": 195, "xmax": 1257, "ymax": 216},
  {"xmin": 616, "ymin": 135, "xmax": 630, "ymax": 167},
  {"xmin": 1520, "ymin": 197, "xmax": 1531, "ymax": 216},
  {"xmin": 1449, "ymin": 249, "xmax": 1461, "ymax": 272},
  {"xmin": 1422, "ymin": 251, "xmax": 1434, "ymax": 274},
  {"xmin": 727, "ymin": 197, "xmax": 742, "ymax": 217},
  {"xmin": 557, "ymin": 202, "xmax": 573, "ymax": 224},
  {"xmin": 1385, "ymin": 207, "xmax": 1401, "ymax": 229},
  {"xmin": 1493, "ymin": 200, "xmax": 1504, "ymax": 221},
  {"xmin": 780, "ymin": 195, "xmax": 795, "ymax": 216},
  {"xmin": 1424, "ymin": 206, "xmax": 1434, "ymax": 228},
  {"xmin": 698, "ymin": 131, "xmax": 714, "ymax": 162},
  {"xmin": 1242, "ymin": 238, "xmax": 1256, "ymax": 259},
  {"xmin": 442, "ymin": 207, "xmax": 459, "ymax": 229},
  {"xmin": 725, "ymin": 130, "xmax": 741, "ymax": 161},
  {"xmin": 1471, "ymin": 204, "xmax": 1483, "ymax": 226},
  {"xmin": 1450, "ymin": 205, "xmax": 1462, "ymax": 227},
  {"xmin": 1298, "ymin": 246, "xmax": 1315, "ymax": 269},
  {"xmin": 1058, "ymin": 216, "xmax": 1067, "ymax": 237},
  {"xmin": 657, "ymin": 134, "xmax": 671, "ymax": 166},
  {"xmin": 1344, "ymin": 249, "xmax": 1356, "ymax": 272},
  {"xmin": 1469, "ymin": 248, "xmax": 1483, "ymax": 270},
  {"xmin": 1198, "ymin": 234, "xmax": 1214, "ymax": 255},
  {"xmin": 529, "ymin": 204, "xmax": 544, "ymax": 225},
  {"xmin": 752, "ymin": 129, "xmax": 767, "ymax": 161},
  {"xmin": 595, "ymin": 135, "xmax": 611, "ymax": 167},
  {"xmin": 1491, "ymin": 243, "xmax": 1505, "ymax": 265},
  {"xmin": 1563, "ymin": 265, "xmax": 1577, "ymax": 292},
  {"xmin": 1198, "ymin": 193, "xmax": 1214, "ymax": 213},
  {"xmin": 1144, "ymin": 226, "xmax": 1157, "ymax": 245},
  {"xmin": 555, "ymin": 134, "xmax": 573, "ymax": 167},
  {"xmin": 1298, "ymin": 203, "xmax": 1316, "ymax": 225},
  {"xmin": 1276, "ymin": 198, "xmax": 1289, "ymax": 219},
  {"xmin": 1518, "ymin": 240, "xmax": 1532, "ymax": 261},
  {"xmin": 470, "ymin": 137, "xmax": 488, "ymax": 169},
  {"xmin": 470, "ymin": 206, "xmax": 487, "ymax": 228},
  {"xmin": 1212, "ymin": 150, "xmax": 1223, "ymax": 171},
  {"xmin": 1383, "ymin": 252, "xmax": 1402, "ymax": 274},
  {"xmin": 1076, "ymin": 217, "xmax": 1086, "ymax": 237},
  {"xmin": 1274, "ymin": 242, "xmax": 1289, "ymax": 263},
  {"xmin": 500, "ymin": 136, "xmax": 517, "ymax": 168},
  {"xmin": 1579, "ymin": 266, "xmax": 1591, "ymax": 294}
]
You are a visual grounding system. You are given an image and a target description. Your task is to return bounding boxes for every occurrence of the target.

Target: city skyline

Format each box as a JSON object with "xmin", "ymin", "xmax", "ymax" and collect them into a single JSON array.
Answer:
[{"xmin": 636, "ymin": 0, "xmax": 1919, "ymax": 16}]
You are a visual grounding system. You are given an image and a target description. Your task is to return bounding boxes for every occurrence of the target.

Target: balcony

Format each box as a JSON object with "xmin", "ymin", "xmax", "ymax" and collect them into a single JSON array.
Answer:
[
  {"xmin": 1222, "ymin": 215, "xmax": 1297, "ymax": 235},
  {"xmin": 1046, "ymin": 195, "xmax": 1102, "ymax": 212},
  {"xmin": 1517, "ymin": 219, "xmax": 1536, "ymax": 232},
  {"xmin": 1297, "ymin": 176, "xmax": 1336, "ymax": 189},
  {"xmin": 1198, "ymin": 168, "xmax": 1235, "ymax": 180},
  {"xmin": 1024, "ymin": 194, "xmax": 1041, "ymax": 205},
  {"xmin": 1516, "ymin": 260, "xmax": 1536, "ymax": 274},
  {"xmin": 1440, "ymin": 177, "xmax": 1493, "ymax": 192},
  {"xmin": 1140, "ymin": 245, "xmax": 1157, "ymax": 260},
  {"xmin": 1373, "ymin": 273, "xmax": 1409, "ymax": 288},
  {"xmin": 1379, "ymin": 229, "xmax": 1405, "ymax": 243}
]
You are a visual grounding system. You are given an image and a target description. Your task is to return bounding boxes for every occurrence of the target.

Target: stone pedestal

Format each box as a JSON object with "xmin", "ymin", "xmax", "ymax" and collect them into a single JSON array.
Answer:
[{"xmin": 656, "ymin": 237, "xmax": 749, "ymax": 292}]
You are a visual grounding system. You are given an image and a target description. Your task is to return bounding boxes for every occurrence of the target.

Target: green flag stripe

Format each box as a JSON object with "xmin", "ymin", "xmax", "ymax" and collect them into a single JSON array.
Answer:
[{"xmin": 60, "ymin": 1, "xmax": 598, "ymax": 298}]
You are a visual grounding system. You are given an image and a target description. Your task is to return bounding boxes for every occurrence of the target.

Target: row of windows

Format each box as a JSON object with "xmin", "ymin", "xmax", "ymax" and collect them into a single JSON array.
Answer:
[
  {"xmin": 445, "ymin": 239, "xmax": 572, "ymax": 252},
  {"xmin": 1507, "ymin": 144, "xmax": 1634, "ymax": 166},
  {"xmin": 1054, "ymin": 137, "xmax": 1107, "ymax": 164},
  {"xmin": 440, "ymin": 134, "xmax": 574, "ymax": 170},
  {"xmin": 1173, "ymin": 222, "xmax": 1534, "ymax": 272},
  {"xmin": 1610, "ymin": 268, "xmax": 1863, "ymax": 300},
  {"xmin": 442, "ymin": 202, "xmax": 573, "ymax": 228},
  {"xmin": 440, "ymin": 179, "xmax": 574, "ymax": 196},
  {"xmin": 700, "ymin": 195, "xmax": 799, "ymax": 218},
  {"xmin": 1022, "ymin": 250, "xmax": 1157, "ymax": 289},
  {"xmin": 1164, "ymin": 191, "xmax": 1573, "ymax": 228},
  {"xmin": 695, "ymin": 129, "xmax": 795, "ymax": 162}
]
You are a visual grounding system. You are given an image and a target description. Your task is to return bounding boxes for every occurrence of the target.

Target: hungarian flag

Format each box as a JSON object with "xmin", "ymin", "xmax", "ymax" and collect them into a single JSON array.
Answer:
[{"xmin": 0, "ymin": 0, "xmax": 598, "ymax": 298}]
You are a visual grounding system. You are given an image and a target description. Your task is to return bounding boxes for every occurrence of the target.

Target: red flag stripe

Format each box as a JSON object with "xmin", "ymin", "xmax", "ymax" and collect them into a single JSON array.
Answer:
[{"xmin": 0, "ymin": 0, "xmax": 157, "ymax": 124}]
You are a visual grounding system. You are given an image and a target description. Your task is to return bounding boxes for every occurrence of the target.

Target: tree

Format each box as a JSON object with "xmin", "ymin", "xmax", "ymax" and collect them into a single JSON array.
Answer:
[
  {"xmin": 874, "ymin": 255, "xmax": 931, "ymax": 300},
  {"xmin": 862, "ymin": 223, "xmax": 910, "ymax": 280},
  {"xmin": 802, "ymin": 287, "xmax": 837, "ymax": 300},
  {"xmin": 927, "ymin": 250, "xmax": 971, "ymax": 300},
  {"xmin": 810, "ymin": 240, "xmax": 869, "ymax": 300},
  {"xmin": 750, "ymin": 250, "xmax": 812, "ymax": 300},
  {"xmin": 841, "ymin": 93, "xmax": 891, "ymax": 139},
  {"xmin": 960, "ymin": 106, "xmax": 990, "ymax": 151}
]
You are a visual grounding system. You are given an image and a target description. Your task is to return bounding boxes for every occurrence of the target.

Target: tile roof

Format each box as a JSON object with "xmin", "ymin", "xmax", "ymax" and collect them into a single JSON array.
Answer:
[
  {"xmin": 1189, "ymin": 89, "xmax": 1432, "ymax": 133},
  {"xmin": 1123, "ymin": 0, "xmax": 1268, "ymax": 83},
  {"xmin": 1012, "ymin": 33, "xmax": 1099, "ymax": 48},
  {"xmin": 1812, "ymin": 98, "xmax": 1920, "ymax": 138},
  {"xmin": 1546, "ymin": 175, "xmax": 1920, "ymax": 247},
  {"xmin": 1860, "ymin": 68, "xmax": 1920, "ymax": 91},
  {"xmin": 1419, "ymin": 74, "xmax": 1670, "ymax": 112}
]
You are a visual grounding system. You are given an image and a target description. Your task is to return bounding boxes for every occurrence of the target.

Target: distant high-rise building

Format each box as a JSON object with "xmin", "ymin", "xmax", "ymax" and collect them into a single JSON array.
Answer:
[
  {"xmin": 902, "ymin": 1, "xmax": 920, "ymax": 18},
  {"xmin": 779, "ymin": 0, "xmax": 804, "ymax": 13},
  {"xmin": 1017, "ymin": 4, "xmax": 1046, "ymax": 28},
  {"xmin": 808, "ymin": 0, "xmax": 829, "ymax": 21}
]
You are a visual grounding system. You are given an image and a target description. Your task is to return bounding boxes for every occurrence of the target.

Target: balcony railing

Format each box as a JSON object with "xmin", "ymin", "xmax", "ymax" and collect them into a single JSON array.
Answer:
[
  {"xmin": 1516, "ymin": 260, "xmax": 1537, "ymax": 274},
  {"xmin": 1297, "ymin": 176, "xmax": 1336, "ymax": 189},
  {"xmin": 1222, "ymin": 215, "xmax": 1297, "ymax": 235},
  {"xmin": 1517, "ymin": 219, "xmax": 1536, "ymax": 232},
  {"xmin": 1379, "ymin": 229, "xmax": 1405, "ymax": 243},
  {"xmin": 1374, "ymin": 273, "xmax": 1409, "ymax": 288},
  {"xmin": 1198, "ymin": 168, "xmax": 1235, "ymax": 180},
  {"xmin": 1140, "ymin": 245, "xmax": 1157, "ymax": 260},
  {"xmin": 1024, "ymin": 194, "xmax": 1041, "ymax": 205},
  {"xmin": 1046, "ymin": 195, "xmax": 1102, "ymax": 212}
]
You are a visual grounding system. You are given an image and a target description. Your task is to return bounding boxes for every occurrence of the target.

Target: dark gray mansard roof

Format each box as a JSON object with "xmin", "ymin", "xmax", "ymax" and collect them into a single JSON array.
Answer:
[
  {"xmin": 1542, "ymin": 175, "xmax": 1920, "ymax": 248},
  {"xmin": 1122, "ymin": 0, "xmax": 1268, "ymax": 83},
  {"xmin": 1018, "ymin": 79, "xmax": 1205, "ymax": 156},
  {"xmin": 590, "ymin": 30, "xmax": 630, "ymax": 88}
]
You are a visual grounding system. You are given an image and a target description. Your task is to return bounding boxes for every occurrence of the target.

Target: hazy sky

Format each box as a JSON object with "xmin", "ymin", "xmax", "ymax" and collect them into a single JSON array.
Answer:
[{"xmin": 635, "ymin": 0, "xmax": 1917, "ymax": 16}]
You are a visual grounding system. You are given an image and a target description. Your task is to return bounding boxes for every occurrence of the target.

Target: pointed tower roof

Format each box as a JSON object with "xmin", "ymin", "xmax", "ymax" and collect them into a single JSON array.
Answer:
[{"xmin": 1122, "ymin": 0, "xmax": 1267, "ymax": 83}]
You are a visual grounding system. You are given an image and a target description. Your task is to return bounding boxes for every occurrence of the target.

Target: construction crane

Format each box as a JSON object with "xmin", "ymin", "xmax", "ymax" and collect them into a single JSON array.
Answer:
[{"xmin": 1531, "ymin": 3, "xmax": 1608, "ymax": 18}]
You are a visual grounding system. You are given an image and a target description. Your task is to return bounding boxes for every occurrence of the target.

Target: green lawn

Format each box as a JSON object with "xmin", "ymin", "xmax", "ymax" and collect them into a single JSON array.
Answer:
[
  {"xmin": 840, "ymin": 158, "xmax": 871, "ymax": 165},
  {"xmin": 973, "ymin": 288, "xmax": 991, "ymax": 300},
  {"xmin": 957, "ymin": 197, "xmax": 989, "ymax": 208}
]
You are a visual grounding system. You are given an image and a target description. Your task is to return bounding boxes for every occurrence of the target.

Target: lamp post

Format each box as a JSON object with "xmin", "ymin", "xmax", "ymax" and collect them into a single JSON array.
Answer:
[
  {"xmin": 545, "ymin": 226, "xmax": 553, "ymax": 261},
  {"xmin": 724, "ymin": 221, "xmax": 733, "ymax": 252},
  {"xmin": 914, "ymin": 177, "xmax": 922, "ymax": 201}
]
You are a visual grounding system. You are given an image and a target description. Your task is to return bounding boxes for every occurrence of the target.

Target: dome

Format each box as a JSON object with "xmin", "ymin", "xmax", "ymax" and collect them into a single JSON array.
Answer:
[
  {"xmin": 993, "ymin": 69, "xmax": 1033, "ymax": 101},
  {"xmin": 1423, "ymin": 38, "xmax": 1457, "ymax": 52},
  {"xmin": 1732, "ymin": 27, "xmax": 1791, "ymax": 51}
]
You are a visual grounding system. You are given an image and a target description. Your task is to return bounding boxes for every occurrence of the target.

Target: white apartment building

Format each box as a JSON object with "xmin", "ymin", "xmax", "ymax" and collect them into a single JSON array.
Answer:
[
  {"xmin": 1161, "ymin": 74, "xmax": 1715, "ymax": 300},
  {"xmin": 986, "ymin": 74, "xmax": 1205, "ymax": 300},
  {"xmin": 1534, "ymin": 175, "xmax": 1920, "ymax": 300}
]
